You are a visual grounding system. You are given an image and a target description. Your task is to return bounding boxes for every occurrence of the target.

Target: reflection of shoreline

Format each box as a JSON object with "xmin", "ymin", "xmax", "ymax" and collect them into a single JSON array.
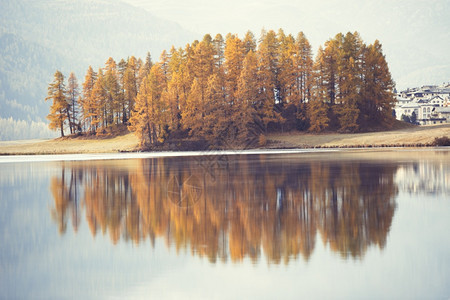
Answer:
[{"xmin": 49, "ymin": 156, "xmax": 398, "ymax": 264}]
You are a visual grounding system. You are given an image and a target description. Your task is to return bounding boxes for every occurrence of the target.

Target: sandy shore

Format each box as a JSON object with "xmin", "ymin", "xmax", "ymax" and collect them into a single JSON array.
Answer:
[{"xmin": 0, "ymin": 124, "xmax": 449, "ymax": 155}]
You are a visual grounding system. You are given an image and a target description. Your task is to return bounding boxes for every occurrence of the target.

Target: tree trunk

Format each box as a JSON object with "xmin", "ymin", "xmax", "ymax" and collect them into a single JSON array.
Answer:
[
  {"xmin": 66, "ymin": 109, "xmax": 73, "ymax": 134},
  {"xmin": 60, "ymin": 120, "xmax": 65, "ymax": 137}
]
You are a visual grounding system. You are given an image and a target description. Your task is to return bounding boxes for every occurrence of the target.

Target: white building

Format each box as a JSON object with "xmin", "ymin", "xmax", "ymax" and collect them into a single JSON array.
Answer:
[
  {"xmin": 396, "ymin": 103, "xmax": 419, "ymax": 120},
  {"xmin": 395, "ymin": 84, "xmax": 450, "ymax": 125},
  {"xmin": 435, "ymin": 107, "xmax": 450, "ymax": 122}
]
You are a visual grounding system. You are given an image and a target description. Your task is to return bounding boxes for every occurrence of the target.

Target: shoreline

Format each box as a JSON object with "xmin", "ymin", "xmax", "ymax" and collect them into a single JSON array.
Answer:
[
  {"xmin": 0, "ymin": 123, "xmax": 448, "ymax": 156},
  {"xmin": 1, "ymin": 147, "xmax": 449, "ymax": 164}
]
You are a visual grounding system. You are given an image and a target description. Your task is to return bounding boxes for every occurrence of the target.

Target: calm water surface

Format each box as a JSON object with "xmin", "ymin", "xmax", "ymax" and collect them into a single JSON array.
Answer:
[{"xmin": 0, "ymin": 149, "xmax": 449, "ymax": 299}]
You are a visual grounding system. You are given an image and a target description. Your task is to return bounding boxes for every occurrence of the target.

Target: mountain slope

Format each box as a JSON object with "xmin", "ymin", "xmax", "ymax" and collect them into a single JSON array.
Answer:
[{"xmin": 0, "ymin": 0, "xmax": 196, "ymax": 140}]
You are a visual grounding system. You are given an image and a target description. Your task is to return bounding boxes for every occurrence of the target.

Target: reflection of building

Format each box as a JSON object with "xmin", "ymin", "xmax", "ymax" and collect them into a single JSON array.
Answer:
[
  {"xmin": 395, "ymin": 161, "xmax": 450, "ymax": 195},
  {"xmin": 49, "ymin": 157, "xmax": 398, "ymax": 263},
  {"xmin": 395, "ymin": 84, "xmax": 450, "ymax": 125}
]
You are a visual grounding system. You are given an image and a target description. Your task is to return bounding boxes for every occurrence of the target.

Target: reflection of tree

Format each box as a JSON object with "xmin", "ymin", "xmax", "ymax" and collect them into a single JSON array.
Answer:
[
  {"xmin": 317, "ymin": 163, "xmax": 397, "ymax": 258},
  {"xmin": 50, "ymin": 167, "xmax": 81, "ymax": 234},
  {"xmin": 49, "ymin": 156, "xmax": 398, "ymax": 263}
]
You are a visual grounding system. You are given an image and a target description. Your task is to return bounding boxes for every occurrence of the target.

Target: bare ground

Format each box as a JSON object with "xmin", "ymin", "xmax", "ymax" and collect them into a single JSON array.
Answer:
[
  {"xmin": 0, "ymin": 132, "xmax": 139, "ymax": 155},
  {"xmin": 0, "ymin": 123, "xmax": 449, "ymax": 155},
  {"xmin": 267, "ymin": 123, "xmax": 450, "ymax": 148}
]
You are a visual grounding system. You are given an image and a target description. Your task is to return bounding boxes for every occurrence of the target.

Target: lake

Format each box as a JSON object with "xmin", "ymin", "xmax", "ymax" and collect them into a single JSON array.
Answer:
[{"xmin": 0, "ymin": 149, "xmax": 449, "ymax": 299}]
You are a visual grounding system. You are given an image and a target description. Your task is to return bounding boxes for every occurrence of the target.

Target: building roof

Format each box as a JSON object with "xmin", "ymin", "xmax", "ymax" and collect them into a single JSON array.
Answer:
[
  {"xmin": 399, "ymin": 103, "xmax": 420, "ymax": 108},
  {"xmin": 399, "ymin": 85, "xmax": 450, "ymax": 95}
]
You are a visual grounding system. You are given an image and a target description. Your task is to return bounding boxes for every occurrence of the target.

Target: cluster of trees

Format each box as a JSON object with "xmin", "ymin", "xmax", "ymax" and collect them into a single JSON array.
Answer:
[
  {"xmin": 401, "ymin": 112, "xmax": 417, "ymax": 124},
  {"xmin": 45, "ymin": 29, "xmax": 396, "ymax": 146},
  {"xmin": 44, "ymin": 54, "xmax": 153, "ymax": 137},
  {"xmin": 50, "ymin": 156, "xmax": 397, "ymax": 262}
]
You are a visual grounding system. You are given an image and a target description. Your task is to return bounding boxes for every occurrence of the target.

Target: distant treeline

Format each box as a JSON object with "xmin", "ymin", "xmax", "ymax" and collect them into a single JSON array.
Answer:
[
  {"xmin": 0, "ymin": 117, "xmax": 55, "ymax": 141},
  {"xmin": 45, "ymin": 29, "xmax": 396, "ymax": 148}
]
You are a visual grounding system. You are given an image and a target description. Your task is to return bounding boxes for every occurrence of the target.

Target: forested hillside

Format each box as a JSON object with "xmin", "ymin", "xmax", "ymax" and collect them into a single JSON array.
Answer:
[
  {"xmin": 0, "ymin": 0, "xmax": 194, "ymax": 140},
  {"xmin": 45, "ymin": 30, "xmax": 395, "ymax": 149}
]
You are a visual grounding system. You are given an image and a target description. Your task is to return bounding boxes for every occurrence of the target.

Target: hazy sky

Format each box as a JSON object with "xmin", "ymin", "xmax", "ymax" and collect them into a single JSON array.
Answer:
[
  {"xmin": 122, "ymin": 0, "xmax": 388, "ymax": 45},
  {"xmin": 121, "ymin": 0, "xmax": 450, "ymax": 89},
  {"xmin": 121, "ymin": 0, "xmax": 446, "ymax": 45}
]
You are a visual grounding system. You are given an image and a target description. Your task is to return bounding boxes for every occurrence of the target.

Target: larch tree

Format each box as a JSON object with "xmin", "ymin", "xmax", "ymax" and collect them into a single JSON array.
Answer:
[
  {"xmin": 143, "ymin": 52, "xmax": 153, "ymax": 74},
  {"xmin": 319, "ymin": 38, "xmax": 340, "ymax": 105},
  {"xmin": 243, "ymin": 30, "xmax": 257, "ymax": 55},
  {"xmin": 165, "ymin": 48, "xmax": 190, "ymax": 132},
  {"xmin": 91, "ymin": 69, "xmax": 106, "ymax": 133},
  {"xmin": 136, "ymin": 56, "xmax": 147, "ymax": 92},
  {"xmin": 277, "ymin": 29, "xmax": 296, "ymax": 105},
  {"xmin": 81, "ymin": 66, "xmax": 97, "ymax": 134},
  {"xmin": 309, "ymin": 46, "xmax": 331, "ymax": 132},
  {"xmin": 67, "ymin": 72, "xmax": 80, "ymax": 134},
  {"xmin": 103, "ymin": 57, "xmax": 121, "ymax": 126},
  {"xmin": 290, "ymin": 32, "xmax": 314, "ymax": 128},
  {"xmin": 204, "ymin": 73, "xmax": 228, "ymax": 144},
  {"xmin": 117, "ymin": 58, "xmax": 128, "ymax": 123},
  {"xmin": 224, "ymin": 34, "xmax": 245, "ymax": 104},
  {"xmin": 159, "ymin": 50, "xmax": 171, "ymax": 84},
  {"xmin": 314, "ymin": 37, "xmax": 343, "ymax": 130},
  {"xmin": 180, "ymin": 36, "xmax": 215, "ymax": 137},
  {"xmin": 293, "ymin": 32, "xmax": 313, "ymax": 106},
  {"xmin": 334, "ymin": 32, "xmax": 363, "ymax": 132},
  {"xmin": 212, "ymin": 34, "xmax": 226, "ymax": 103},
  {"xmin": 257, "ymin": 29, "xmax": 283, "ymax": 130},
  {"xmin": 168, "ymin": 46, "xmax": 183, "ymax": 75},
  {"xmin": 191, "ymin": 35, "xmax": 216, "ymax": 99},
  {"xmin": 312, "ymin": 46, "xmax": 328, "ymax": 101},
  {"xmin": 360, "ymin": 40, "xmax": 396, "ymax": 128},
  {"xmin": 46, "ymin": 70, "xmax": 68, "ymax": 137},
  {"xmin": 308, "ymin": 99, "xmax": 329, "ymax": 132},
  {"xmin": 235, "ymin": 51, "xmax": 261, "ymax": 142},
  {"xmin": 164, "ymin": 74, "xmax": 181, "ymax": 132},
  {"xmin": 129, "ymin": 64, "xmax": 168, "ymax": 146},
  {"xmin": 124, "ymin": 56, "xmax": 139, "ymax": 123},
  {"xmin": 181, "ymin": 78, "xmax": 203, "ymax": 136},
  {"xmin": 213, "ymin": 33, "xmax": 225, "ymax": 69}
]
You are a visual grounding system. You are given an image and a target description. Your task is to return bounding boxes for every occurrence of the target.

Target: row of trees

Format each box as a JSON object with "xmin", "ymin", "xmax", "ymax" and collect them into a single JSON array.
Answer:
[
  {"xmin": 45, "ymin": 53, "xmax": 153, "ymax": 137},
  {"xmin": 45, "ymin": 29, "xmax": 396, "ymax": 146}
]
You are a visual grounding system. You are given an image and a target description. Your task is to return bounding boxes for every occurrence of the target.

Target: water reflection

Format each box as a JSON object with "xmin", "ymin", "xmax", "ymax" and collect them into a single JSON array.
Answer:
[
  {"xmin": 396, "ymin": 161, "xmax": 450, "ymax": 195},
  {"xmin": 49, "ymin": 155, "xmax": 399, "ymax": 263}
]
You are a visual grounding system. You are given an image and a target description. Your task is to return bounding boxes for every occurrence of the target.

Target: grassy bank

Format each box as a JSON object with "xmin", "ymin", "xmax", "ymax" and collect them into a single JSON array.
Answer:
[
  {"xmin": 267, "ymin": 123, "xmax": 450, "ymax": 149},
  {"xmin": 0, "ymin": 123, "xmax": 449, "ymax": 155}
]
